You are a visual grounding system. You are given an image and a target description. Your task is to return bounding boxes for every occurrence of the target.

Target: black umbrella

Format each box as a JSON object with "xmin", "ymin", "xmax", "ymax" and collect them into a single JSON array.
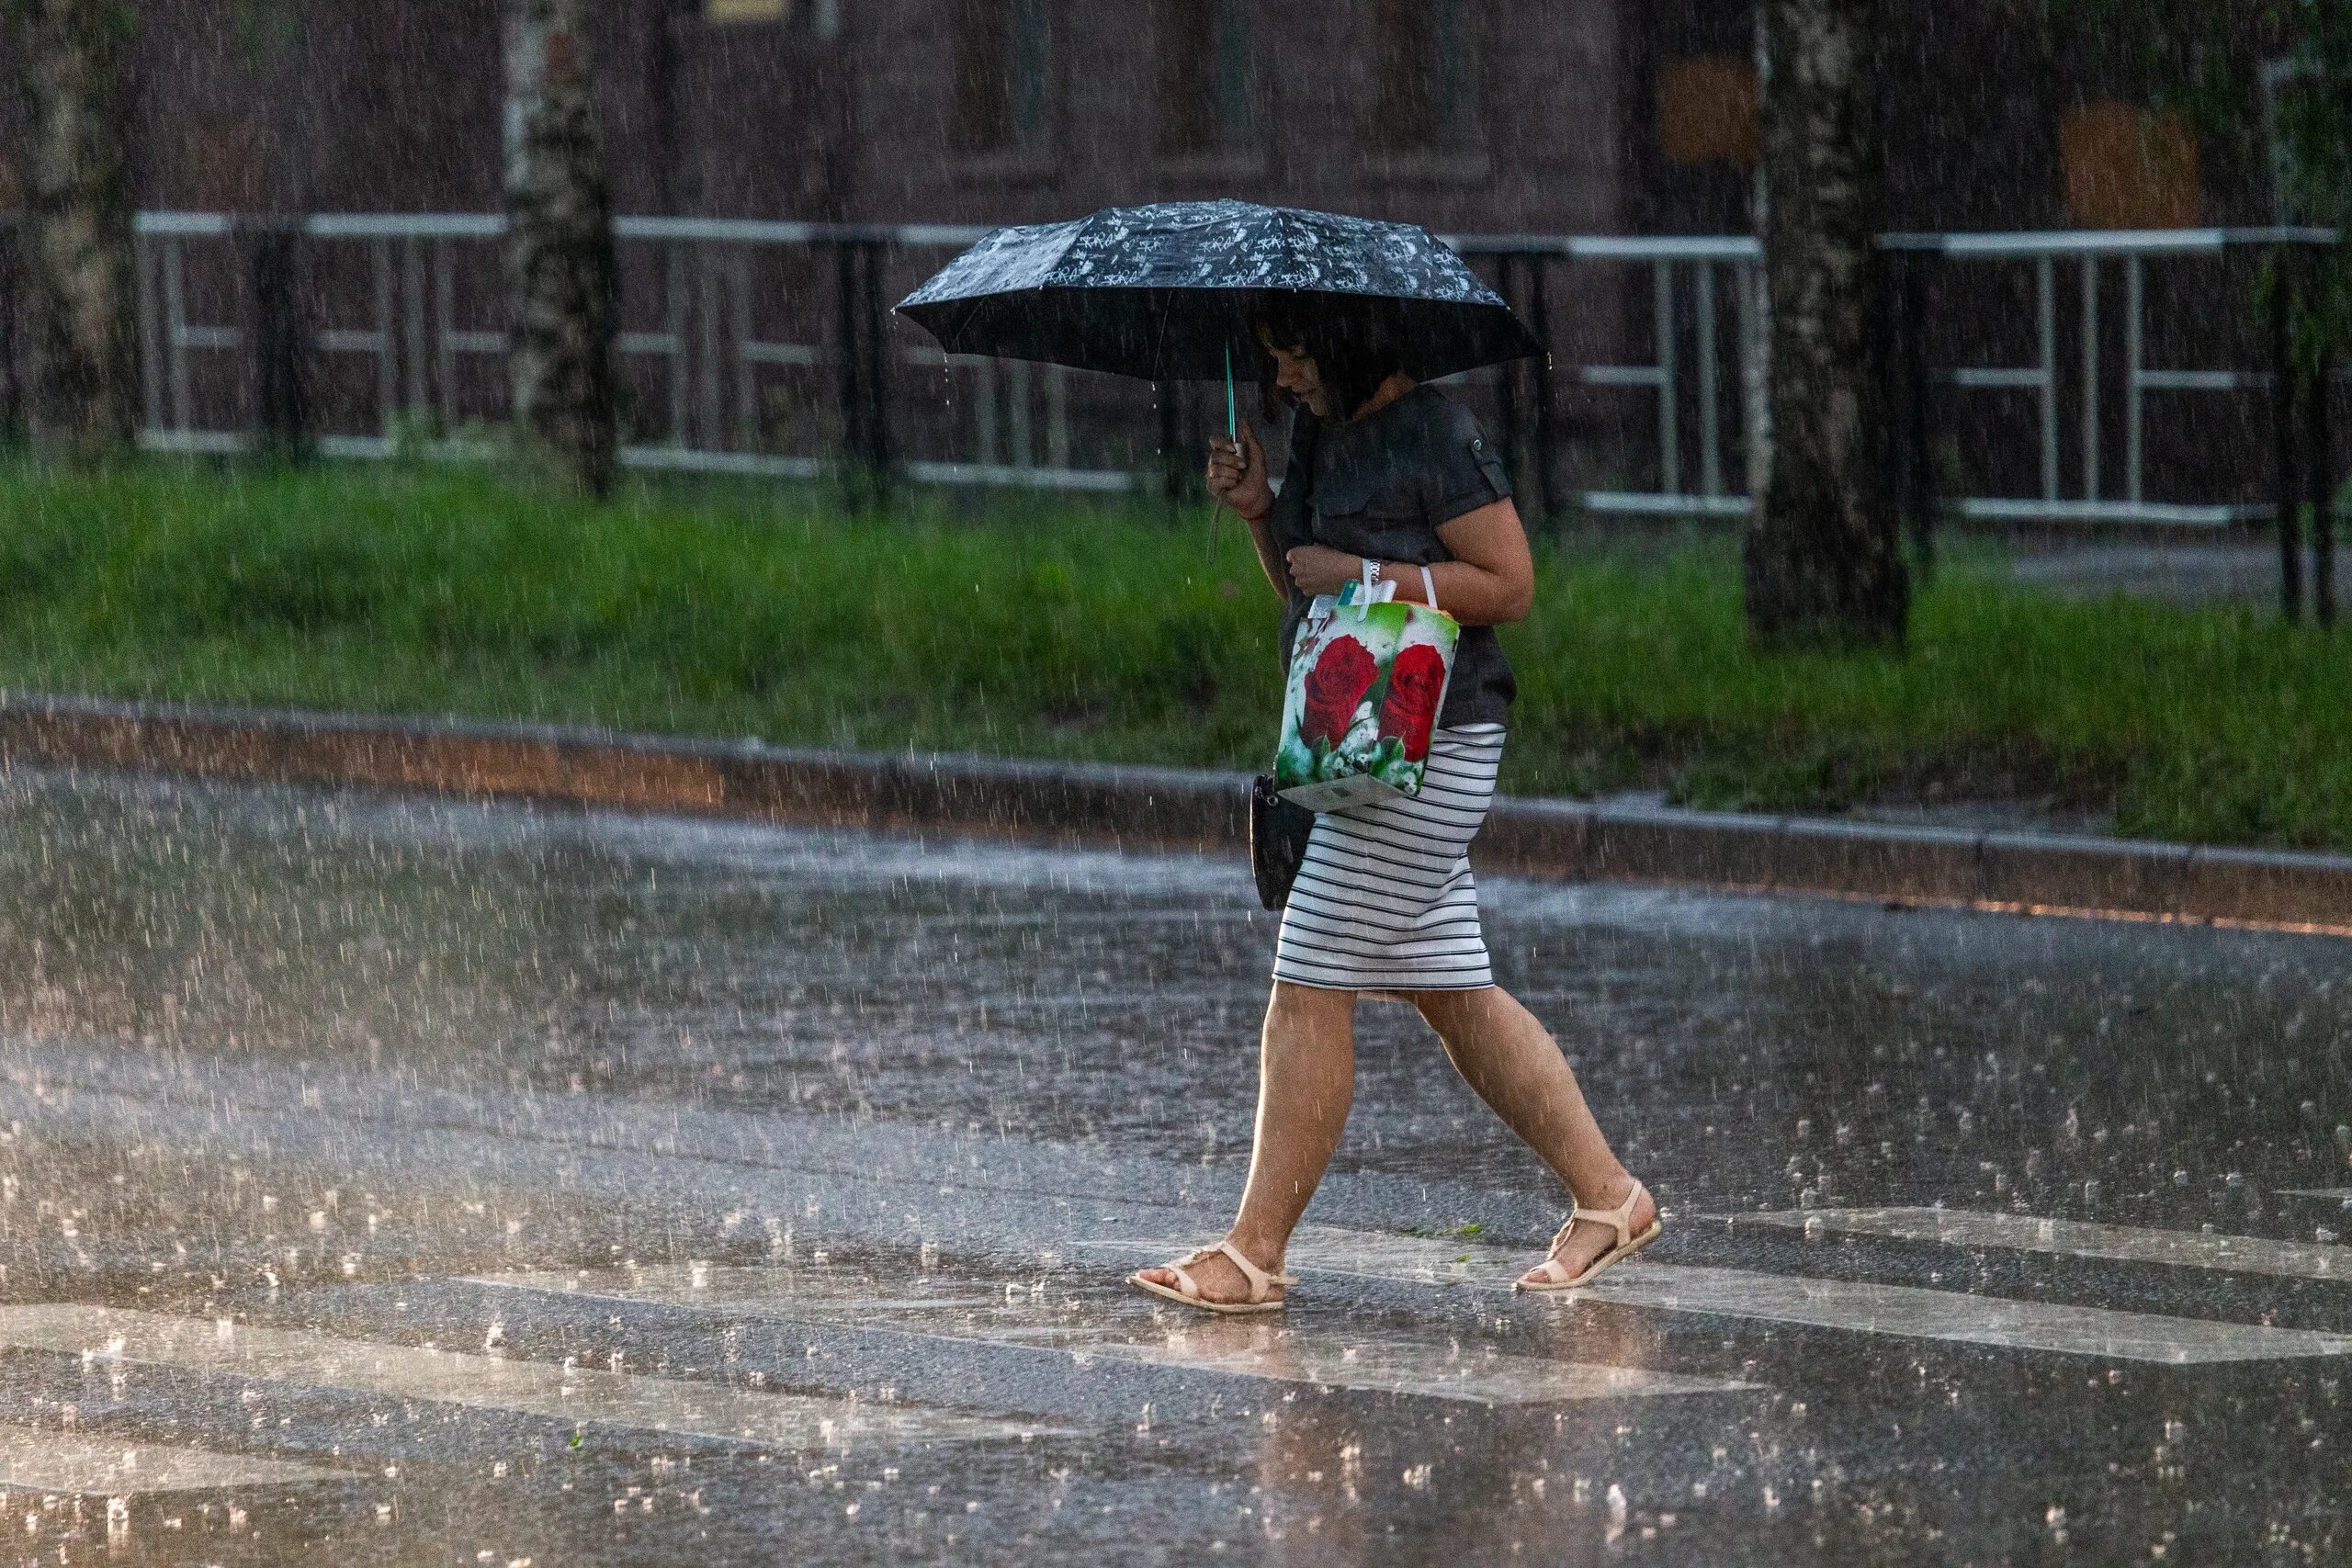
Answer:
[{"xmin": 895, "ymin": 199, "xmax": 1541, "ymax": 387}]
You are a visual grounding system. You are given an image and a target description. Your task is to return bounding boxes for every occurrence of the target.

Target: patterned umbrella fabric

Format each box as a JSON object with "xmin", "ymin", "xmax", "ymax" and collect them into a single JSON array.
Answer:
[{"xmin": 895, "ymin": 198, "xmax": 1540, "ymax": 383}]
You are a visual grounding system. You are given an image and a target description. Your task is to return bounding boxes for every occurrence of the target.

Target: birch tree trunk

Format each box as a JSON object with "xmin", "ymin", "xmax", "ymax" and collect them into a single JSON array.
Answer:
[
  {"xmin": 16, "ymin": 0, "xmax": 136, "ymax": 460},
  {"xmin": 503, "ymin": 0, "xmax": 616, "ymax": 497},
  {"xmin": 1744, "ymin": 0, "xmax": 1907, "ymax": 649}
]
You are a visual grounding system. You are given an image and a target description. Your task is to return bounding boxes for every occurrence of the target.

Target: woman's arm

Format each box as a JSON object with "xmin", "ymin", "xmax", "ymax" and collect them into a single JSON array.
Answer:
[
  {"xmin": 1207, "ymin": 422, "xmax": 1293, "ymax": 600},
  {"xmin": 1283, "ymin": 499, "xmax": 1535, "ymax": 626}
]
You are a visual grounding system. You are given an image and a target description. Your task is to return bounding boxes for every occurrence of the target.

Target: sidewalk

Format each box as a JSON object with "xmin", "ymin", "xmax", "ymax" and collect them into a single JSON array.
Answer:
[{"xmin": 5, "ymin": 691, "xmax": 2347, "ymax": 936}]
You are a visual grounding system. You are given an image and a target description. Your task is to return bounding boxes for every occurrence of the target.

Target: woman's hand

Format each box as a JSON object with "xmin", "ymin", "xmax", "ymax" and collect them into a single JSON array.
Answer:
[
  {"xmin": 1284, "ymin": 544, "xmax": 1362, "ymax": 596},
  {"xmin": 1206, "ymin": 421, "xmax": 1273, "ymax": 522}
]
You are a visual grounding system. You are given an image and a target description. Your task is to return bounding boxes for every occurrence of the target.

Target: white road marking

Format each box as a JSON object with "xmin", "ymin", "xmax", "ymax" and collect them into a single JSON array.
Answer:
[
  {"xmin": 2281, "ymin": 1189, "xmax": 2352, "ymax": 1203},
  {"xmin": 1744, "ymin": 1206, "xmax": 2350, "ymax": 1281},
  {"xmin": 0, "ymin": 1426, "xmax": 346, "ymax": 1495},
  {"xmin": 1086, "ymin": 1228, "xmax": 2352, "ymax": 1365},
  {"xmin": 476, "ymin": 1266, "xmax": 1759, "ymax": 1405},
  {"xmin": 0, "ymin": 1306, "xmax": 1046, "ymax": 1450}
]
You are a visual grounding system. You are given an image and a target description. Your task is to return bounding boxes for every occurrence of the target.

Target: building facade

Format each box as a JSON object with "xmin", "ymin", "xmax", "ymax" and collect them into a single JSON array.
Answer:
[{"xmin": 17, "ymin": 1, "xmax": 2280, "ymax": 239}]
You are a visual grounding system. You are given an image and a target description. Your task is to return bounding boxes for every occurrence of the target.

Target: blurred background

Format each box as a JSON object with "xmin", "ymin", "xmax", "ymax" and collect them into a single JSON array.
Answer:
[
  {"xmin": 0, "ymin": 1, "xmax": 2326, "ymax": 512},
  {"xmin": 0, "ymin": 0, "xmax": 2346, "ymax": 846}
]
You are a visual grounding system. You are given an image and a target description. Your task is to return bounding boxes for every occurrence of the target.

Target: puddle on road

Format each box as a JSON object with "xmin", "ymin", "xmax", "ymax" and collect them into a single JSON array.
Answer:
[
  {"xmin": 475, "ymin": 1262, "xmax": 1758, "ymax": 1405},
  {"xmin": 0, "ymin": 1426, "xmax": 349, "ymax": 1495},
  {"xmin": 0, "ymin": 1305, "xmax": 1051, "ymax": 1451},
  {"xmin": 1095, "ymin": 1226, "xmax": 2352, "ymax": 1365},
  {"xmin": 1743, "ymin": 1206, "xmax": 2352, "ymax": 1282}
]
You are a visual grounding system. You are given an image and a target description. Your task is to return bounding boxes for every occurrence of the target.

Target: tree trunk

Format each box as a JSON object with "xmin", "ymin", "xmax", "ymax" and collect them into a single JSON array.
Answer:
[
  {"xmin": 1744, "ymin": 0, "xmax": 1907, "ymax": 649},
  {"xmin": 503, "ymin": 0, "xmax": 617, "ymax": 498},
  {"xmin": 17, "ymin": 0, "xmax": 137, "ymax": 461}
]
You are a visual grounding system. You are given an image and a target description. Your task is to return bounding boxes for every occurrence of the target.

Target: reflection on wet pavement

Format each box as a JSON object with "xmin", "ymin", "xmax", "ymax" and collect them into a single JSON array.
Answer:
[
  {"xmin": 0, "ymin": 1426, "xmax": 348, "ymax": 1495},
  {"xmin": 1095, "ymin": 1227, "xmax": 2352, "ymax": 1362},
  {"xmin": 479, "ymin": 1262, "xmax": 1759, "ymax": 1404},
  {"xmin": 2, "ymin": 765, "xmax": 2350, "ymax": 1564},
  {"xmin": 1745, "ymin": 1205, "xmax": 2352, "ymax": 1281}
]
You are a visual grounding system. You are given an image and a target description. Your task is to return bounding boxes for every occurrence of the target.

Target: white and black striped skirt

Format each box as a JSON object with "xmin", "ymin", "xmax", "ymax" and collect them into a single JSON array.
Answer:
[{"xmin": 1272, "ymin": 724, "xmax": 1506, "ymax": 993}]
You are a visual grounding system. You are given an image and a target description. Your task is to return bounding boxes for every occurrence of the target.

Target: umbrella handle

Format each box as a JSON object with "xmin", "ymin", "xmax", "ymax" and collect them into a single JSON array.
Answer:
[
  {"xmin": 1225, "ymin": 343, "xmax": 1237, "ymax": 439},
  {"xmin": 1209, "ymin": 343, "xmax": 1238, "ymax": 563}
]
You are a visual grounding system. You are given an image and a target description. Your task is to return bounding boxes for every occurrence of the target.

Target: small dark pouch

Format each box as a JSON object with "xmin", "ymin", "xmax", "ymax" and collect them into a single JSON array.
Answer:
[{"xmin": 1250, "ymin": 773, "xmax": 1316, "ymax": 911}]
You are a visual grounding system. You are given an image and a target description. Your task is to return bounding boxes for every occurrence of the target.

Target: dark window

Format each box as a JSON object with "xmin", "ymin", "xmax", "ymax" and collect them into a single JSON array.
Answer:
[
  {"xmin": 2263, "ymin": 56, "xmax": 2321, "ymax": 224},
  {"xmin": 1371, "ymin": 0, "xmax": 1476, "ymax": 153},
  {"xmin": 2060, "ymin": 103, "xmax": 2201, "ymax": 230},
  {"xmin": 955, "ymin": 0, "xmax": 1052, "ymax": 155},
  {"xmin": 1656, "ymin": 57, "xmax": 1759, "ymax": 168},
  {"xmin": 1154, "ymin": 0, "xmax": 1253, "ymax": 157}
]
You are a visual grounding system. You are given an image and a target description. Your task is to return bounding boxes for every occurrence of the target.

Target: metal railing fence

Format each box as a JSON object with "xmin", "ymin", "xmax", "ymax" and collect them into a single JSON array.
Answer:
[{"xmin": 0, "ymin": 211, "xmax": 2341, "ymax": 581}]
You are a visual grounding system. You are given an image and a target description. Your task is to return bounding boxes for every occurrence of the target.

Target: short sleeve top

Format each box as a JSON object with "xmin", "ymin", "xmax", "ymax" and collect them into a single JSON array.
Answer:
[{"xmin": 1266, "ymin": 385, "xmax": 1518, "ymax": 728}]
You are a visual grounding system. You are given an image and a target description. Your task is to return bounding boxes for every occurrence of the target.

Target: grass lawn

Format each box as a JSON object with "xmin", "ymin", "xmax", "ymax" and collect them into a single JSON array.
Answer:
[{"xmin": 4, "ymin": 457, "xmax": 2348, "ymax": 851}]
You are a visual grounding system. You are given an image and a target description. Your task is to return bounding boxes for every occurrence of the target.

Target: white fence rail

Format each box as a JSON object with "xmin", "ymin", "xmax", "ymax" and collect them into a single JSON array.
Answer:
[{"xmin": 0, "ymin": 212, "xmax": 2337, "ymax": 530}]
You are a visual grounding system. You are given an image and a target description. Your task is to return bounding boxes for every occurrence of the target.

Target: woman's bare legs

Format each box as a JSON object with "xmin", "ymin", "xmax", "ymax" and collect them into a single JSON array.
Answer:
[
  {"xmin": 1412, "ymin": 986, "xmax": 1655, "ymax": 1285},
  {"xmin": 1135, "ymin": 981, "xmax": 1356, "ymax": 1304}
]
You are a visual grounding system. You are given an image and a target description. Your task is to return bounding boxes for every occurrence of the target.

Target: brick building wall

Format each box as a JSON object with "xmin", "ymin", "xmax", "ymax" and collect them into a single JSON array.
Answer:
[
  {"xmin": 0, "ymin": 2, "xmax": 2294, "ymax": 256},
  {"xmin": 15, "ymin": 1, "xmax": 1623, "ymax": 233}
]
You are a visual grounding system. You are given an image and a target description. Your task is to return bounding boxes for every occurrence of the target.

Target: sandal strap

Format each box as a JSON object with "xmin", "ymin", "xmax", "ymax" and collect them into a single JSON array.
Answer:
[
  {"xmin": 1215, "ymin": 1240, "xmax": 1298, "ymax": 1303},
  {"xmin": 1160, "ymin": 1256, "xmax": 1206, "ymax": 1301},
  {"xmin": 1157, "ymin": 1241, "xmax": 1297, "ymax": 1305},
  {"xmin": 1563, "ymin": 1179, "xmax": 1648, "ymax": 1252}
]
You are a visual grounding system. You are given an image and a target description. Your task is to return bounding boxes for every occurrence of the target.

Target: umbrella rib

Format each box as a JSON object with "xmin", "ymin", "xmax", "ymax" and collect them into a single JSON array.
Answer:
[{"xmin": 1148, "ymin": 288, "xmax": 1175, "ymax": 386}]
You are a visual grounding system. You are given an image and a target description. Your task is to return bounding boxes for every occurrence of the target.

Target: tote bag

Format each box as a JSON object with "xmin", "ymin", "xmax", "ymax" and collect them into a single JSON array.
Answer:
[{"xmin": 1272, "ymin": 564, "xmax": 1459, "ymax": 810}]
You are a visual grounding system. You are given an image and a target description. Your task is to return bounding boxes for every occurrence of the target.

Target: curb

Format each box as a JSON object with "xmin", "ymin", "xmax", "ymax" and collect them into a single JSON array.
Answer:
[{"xmin": 5, "ymin": 691, "xmax": 2349, "ymax": 937}]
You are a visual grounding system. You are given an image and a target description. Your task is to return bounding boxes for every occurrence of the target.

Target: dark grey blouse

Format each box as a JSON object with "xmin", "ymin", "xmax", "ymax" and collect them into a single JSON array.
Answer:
[{"xmin": 1268, "ymin": 385, "xmax": 1518, "ymax": 729}]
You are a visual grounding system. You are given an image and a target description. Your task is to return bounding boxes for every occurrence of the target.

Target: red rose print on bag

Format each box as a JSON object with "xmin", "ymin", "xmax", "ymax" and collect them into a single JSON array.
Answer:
[
  {"xmin": 1300, "ymin": 636, "xmax": 1378, "ymax": 748},
  {"xmin": 1377, "ymin": 642, "xmax": 1447, "ymax": 761}
]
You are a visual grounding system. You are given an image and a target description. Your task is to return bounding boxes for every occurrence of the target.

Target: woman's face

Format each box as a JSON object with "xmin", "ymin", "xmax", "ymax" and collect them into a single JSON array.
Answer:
[{"xmin": 1260, "ymin": 332, "xmax": 1330, "ymax": 417}]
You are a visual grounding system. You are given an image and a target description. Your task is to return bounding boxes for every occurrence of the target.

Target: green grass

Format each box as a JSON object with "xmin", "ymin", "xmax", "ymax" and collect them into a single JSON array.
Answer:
[{"xmin": 5, "ymin": 456, "xmax": 2351, "ymax": 851}]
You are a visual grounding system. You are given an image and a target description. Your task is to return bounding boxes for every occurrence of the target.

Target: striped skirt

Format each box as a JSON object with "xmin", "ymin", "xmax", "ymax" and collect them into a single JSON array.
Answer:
[{"xmin": 1272, "ymin": 724, "xmax": 1505, "ymax": 993}]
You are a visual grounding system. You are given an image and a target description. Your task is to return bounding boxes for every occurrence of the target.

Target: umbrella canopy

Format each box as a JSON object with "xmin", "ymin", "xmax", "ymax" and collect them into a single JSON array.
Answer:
[{"xmin": 895, "ymin": 199, "xmax": 1541, "ymax": 384}]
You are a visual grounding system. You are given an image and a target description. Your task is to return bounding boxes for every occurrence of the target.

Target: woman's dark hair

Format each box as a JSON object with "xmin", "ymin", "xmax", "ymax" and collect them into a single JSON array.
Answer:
[{"xmin": 1250, "ymin": 299, "xmax": 1409, "ymax": 423}]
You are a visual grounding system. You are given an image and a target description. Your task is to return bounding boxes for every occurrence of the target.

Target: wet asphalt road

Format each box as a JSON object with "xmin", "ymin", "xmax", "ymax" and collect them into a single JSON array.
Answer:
[{"xmin": 1, "ymin": 765, "xmax": 2349, "ymax": 1566}]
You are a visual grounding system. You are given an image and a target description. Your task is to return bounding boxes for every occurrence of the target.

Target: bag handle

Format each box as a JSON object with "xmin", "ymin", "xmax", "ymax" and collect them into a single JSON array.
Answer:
[
  {"xmin": 1420, "ymin": 564, "xmax": 1439, "ymax": 616},
  {"xmin": 1351, "ymin": 558, "xmax": 1396, "ymax": 619}
]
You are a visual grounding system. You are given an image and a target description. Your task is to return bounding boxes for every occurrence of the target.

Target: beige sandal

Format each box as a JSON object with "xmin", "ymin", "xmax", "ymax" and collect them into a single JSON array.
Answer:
[
  {"xmin": 1128, "ymin": 1240, "xmax": 1296, "ymax": 1315},
  {"xmin": 1515, "ymin": 1179, "xmax": 1663, "ymax": 1292}
]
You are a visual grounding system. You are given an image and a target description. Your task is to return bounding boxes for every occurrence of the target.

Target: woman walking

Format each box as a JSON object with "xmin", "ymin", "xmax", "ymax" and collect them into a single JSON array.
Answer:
[{"xmin": 1130, "ymin": 309, "xmax": 1658, "ymax": 1313}]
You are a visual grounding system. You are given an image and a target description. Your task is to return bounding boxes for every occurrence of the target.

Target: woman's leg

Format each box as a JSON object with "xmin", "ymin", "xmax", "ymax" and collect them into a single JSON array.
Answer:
[
  {"xmin": 1136, "ymin": 980, "xmax": 1357, "ymax": 1303},
  {"xmin": 1412, "ymin": 985, "xmax": 1655, "ymax": 1284}
]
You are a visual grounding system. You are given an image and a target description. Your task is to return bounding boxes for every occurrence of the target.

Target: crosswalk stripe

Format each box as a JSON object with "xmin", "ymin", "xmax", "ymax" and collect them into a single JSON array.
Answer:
[
  {"xmin": 1086, "ymin": 1228, "xmax": 2352, "ymax": 1365},
  {"xmin": 0, "ymin": 1306, "xmax": 1048, "ymax": 1450},
  {"xmin": 475, "ymin": 1266, "xmax": 1759, "ymax": 1405},
  {"xmin": 1743, "ymin": 1206, "xmax": 2351, "ymax": 1282},
  {"xmin": 0, "ymin": 1426, "xmax": 347, "ymax": 1495}
]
